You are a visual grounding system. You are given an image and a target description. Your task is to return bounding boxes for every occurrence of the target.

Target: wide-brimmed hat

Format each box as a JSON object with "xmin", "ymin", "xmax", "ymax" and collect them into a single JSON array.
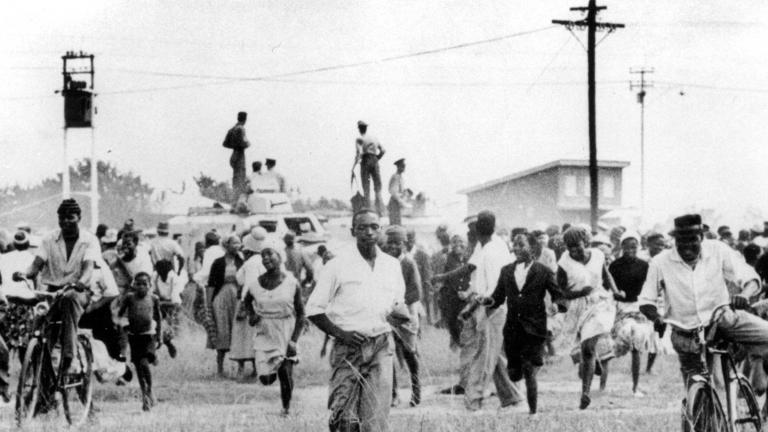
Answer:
[
  {"xmin": 101, "ymin": 228, "xmax": 118, "ymax": 244},
  {"xmin": 243, "ymin": 227, "xmax": 267, "ymax": 253},
  {"xmin": 157, "ymin": 221, "xmax": 170, "ymax": 234},
  {"xmin": 670, "ymin": 214, "xmax": 703, "ymax": 237}
]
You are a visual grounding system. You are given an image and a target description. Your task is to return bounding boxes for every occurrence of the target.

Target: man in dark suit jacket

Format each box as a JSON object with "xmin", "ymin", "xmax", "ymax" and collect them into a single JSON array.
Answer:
[{"xmin": 479, "ymin": 233, "xmax": 565, "ymax": 415}]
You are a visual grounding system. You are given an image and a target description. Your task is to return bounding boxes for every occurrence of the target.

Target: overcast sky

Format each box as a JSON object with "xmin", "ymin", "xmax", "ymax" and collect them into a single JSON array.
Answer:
[{"xmin": 2, "ymin": 0, "xmax": 768, "ymax": 225}]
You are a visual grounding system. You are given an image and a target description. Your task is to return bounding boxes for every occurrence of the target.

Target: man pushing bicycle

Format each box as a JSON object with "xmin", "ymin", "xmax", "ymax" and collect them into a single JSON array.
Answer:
[
  {"xmin": 13, "ymin": 199, "xmax": 99, "ymax": 376},
  {"xmin": 639, "ymin": 214, "xmax": 766, "ymax": 390}
]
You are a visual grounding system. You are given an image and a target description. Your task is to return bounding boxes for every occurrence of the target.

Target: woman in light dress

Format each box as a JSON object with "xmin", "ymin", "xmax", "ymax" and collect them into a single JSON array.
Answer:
[
  {"xmin": 245, "ymin": 243, "xmax": 304, "ymax": 416},
  {"xmin": 557, "ymin": 226, "xmax": 620, "ymax": 410}
]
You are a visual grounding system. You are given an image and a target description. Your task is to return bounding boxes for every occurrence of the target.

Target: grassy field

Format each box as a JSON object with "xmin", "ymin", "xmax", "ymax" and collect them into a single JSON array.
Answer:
[{"xmin": 0, "ymin": 325, "xmax": 689, "ymax": 431}]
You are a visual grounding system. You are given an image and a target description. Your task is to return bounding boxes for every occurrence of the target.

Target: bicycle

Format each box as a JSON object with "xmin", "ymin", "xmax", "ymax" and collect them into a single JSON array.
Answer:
[
  {"xmin": 683, "ymin": 304, "xmax": 762, "ymax": 432},
  {"xmin": 11, "ymin": 279, "xmax": 94, "ymax": 427}
]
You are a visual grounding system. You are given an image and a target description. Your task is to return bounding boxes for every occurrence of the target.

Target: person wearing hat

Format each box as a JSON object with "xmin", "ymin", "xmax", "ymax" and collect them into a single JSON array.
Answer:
[
  {"xmin": 14, "ymin": 199, "xmax": 99, "ymax": 381},
  {"xmin": 222, "ymin": 111, "xmax": 251, "ymax": 204},
  {"xmin": 353, "ymin": 120, "xmax": 386, "ymax": 216},
  {"xmin": 639, "ymin": 214, "xmax": 766, "ymax": 392},
  {"xmin": 263, "ymin": 158, "xmax": 286, "ymax": 193},
  {"xmin": 608, "ymin": 231, "xmax": 652, "ymax": 397},
  {"xmin": 149, "ymin": 221, "xmax": 185, "ymax": 275},
  {"xmin": 387, "ymin": 158, "xmax": 407, "ymax": 226},
  {"xmin": 117, "ymin": 218, "xmax": 135, "ymax": 242},
  {"xmin": 230, "ymin": 227, "xmax": 268, "ymax": 380},
  {"xmin": 383, "ymin": 225, "xmax": 422, "ymax": 407},
  {"xmin": 306, "ymin": 209, "xmax": 406, "ymax": 431}
]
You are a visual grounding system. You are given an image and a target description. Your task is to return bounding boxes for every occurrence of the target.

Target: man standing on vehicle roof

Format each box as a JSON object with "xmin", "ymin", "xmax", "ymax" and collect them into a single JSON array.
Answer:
[
  {"xmin": 353, "ymin": 120, "xmax": 386, "ymax": 216},
  {"xmin": 639, "ymin": 214, "xmax": 767, "ymax": 389},
  {"xmin": 223, "ymin": 111, "xmax": 250, "ymax": 204}
]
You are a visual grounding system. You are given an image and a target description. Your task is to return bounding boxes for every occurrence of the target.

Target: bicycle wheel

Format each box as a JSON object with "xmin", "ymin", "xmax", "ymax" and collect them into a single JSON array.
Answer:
[
  {"xmin": 59, "ymin": 336, "xmax": 94, "ymax": 426},
  {"xmin": 685, "ymin": 381, "xmax": 729, "ymax": 432},
  {"xmin": 15, "ymin": 339, "xmax": 40, "ymax": 427},
  {"xmin": 734, "ymin": 376, "xmax": 761, "ymax": 432}
]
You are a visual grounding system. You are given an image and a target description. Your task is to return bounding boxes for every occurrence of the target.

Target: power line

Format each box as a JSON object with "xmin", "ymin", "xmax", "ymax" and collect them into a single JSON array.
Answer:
[{"xmin": 96, "ymin": 25, "xmax": 555, "ymax": 95}]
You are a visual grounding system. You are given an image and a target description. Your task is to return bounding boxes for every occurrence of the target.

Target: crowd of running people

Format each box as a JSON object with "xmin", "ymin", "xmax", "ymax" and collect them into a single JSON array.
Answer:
[{"xmin": 2, "ymin": 197, "xmax": 768, "ymax": 430}]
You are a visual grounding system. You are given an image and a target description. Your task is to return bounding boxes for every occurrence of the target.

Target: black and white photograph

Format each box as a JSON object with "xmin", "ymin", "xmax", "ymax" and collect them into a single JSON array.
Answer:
[{"xmin": 2, "ymin": 1, "xmax": 768, "ymax": 430}]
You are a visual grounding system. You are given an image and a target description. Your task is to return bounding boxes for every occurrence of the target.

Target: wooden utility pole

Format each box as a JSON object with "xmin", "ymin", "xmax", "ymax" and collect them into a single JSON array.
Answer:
[
  {"xmin": 630, "ymin": 67, "xmax": 653, "ymax": 217},
  {"xmin": 553, "ymin": 0, "xmax": 623, "ymax": 232}
]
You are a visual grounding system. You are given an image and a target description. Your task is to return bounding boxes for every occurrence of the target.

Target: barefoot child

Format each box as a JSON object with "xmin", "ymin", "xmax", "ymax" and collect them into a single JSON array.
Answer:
[{"xmin": 119, "ymin": 272, "xmax": 162, "ymax": 411}]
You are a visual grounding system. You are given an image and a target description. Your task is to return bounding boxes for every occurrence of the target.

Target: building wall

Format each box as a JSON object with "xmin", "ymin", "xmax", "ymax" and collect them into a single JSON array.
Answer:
[
  {"xmin": 466, "ymin": 165, "xmax": 625, "ymax": 229},
  {"xmin": 556, "ymin": 166, "xmax": 623, "ymax": 209},
  {"xmin": 466, "ymin": 168, "xmax": 560, "ymax": 229}
]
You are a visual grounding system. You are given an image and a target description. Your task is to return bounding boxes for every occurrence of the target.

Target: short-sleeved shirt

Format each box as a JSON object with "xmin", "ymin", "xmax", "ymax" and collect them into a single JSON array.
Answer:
[
  {"xmin": 638, "ymin": 240, "xmax": 737, "ymax": 330},
  {"xmin": 306, "ymin": 245, "xmax": 405, "ymax": 337},
  {"xmin": 149, "ymin": 236, "xmax": 184, "ymax": 264},
  {"xmin": 36, "ymin": 229, "xmax": 100, "ymax": 288},
  {"xmin": 356, "ymin": 134, "xmax": 383, "ymax": 156},
  {"xmin": 468, "ymin": 235, "xmax": 512, "ymax": 297}
]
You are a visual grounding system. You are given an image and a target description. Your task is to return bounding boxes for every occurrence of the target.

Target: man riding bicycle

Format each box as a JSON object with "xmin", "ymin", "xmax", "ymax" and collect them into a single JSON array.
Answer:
[
  {"xmin": 639, "ymin": 214, "xmax": 766, "ymax": 389},
  {"xmin": 13, "ymin": 199, "xmax": 100, "ymax": 375}
]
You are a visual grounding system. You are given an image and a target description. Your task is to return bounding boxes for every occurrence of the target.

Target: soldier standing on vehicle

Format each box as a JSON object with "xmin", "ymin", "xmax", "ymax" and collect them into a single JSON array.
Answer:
[
  {"xmin": 353, "ymin": 120, "xmax": 386, "ymax": 216},
  {"xmin": 223, "ymin": 111, "xmax": 250, "ymax": 204}
]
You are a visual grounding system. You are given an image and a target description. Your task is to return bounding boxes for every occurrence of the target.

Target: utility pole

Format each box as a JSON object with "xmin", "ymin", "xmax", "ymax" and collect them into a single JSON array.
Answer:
[
  {"xmin": 553, "ymin": 0, "xmax": 623, "ymax": 232},
  {"xmin": 60, "ymin": 51, "xmax": 98, "ymax": 230},
  {"xmin": 630, "ymin": 67, "xmax": 653, "ymax": 218}
]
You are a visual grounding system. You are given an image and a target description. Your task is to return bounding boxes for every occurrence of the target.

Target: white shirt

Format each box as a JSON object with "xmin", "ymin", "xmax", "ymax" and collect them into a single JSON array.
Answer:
[
  {"xmin": 149, "ymin": 236, "xmax": 184, "ymax": 265},
  {"xmin": 514, "ymin": 261, "xmax": 532, "ymax": 291},
  {"xmin": 92, "ymin": 255, "xmax": 120, "ymax": 300},
  {"xmin": 36, "ymin": 229, "xmax": 101, "ymax": 287},
  {"xmin": 306, "ymin": 245, "xmax": 405, "ymax": 337},
  {"xmin": 121, "ymin": 248, "xmax": 154, "ymax": 279},
  {"xmin": 468, "ymin": 235, "xmax": 512, "ymax": 297},
  {"xmin": 194, "ymin": 245, "xmax": 225, "ymax": 287},
  {"xmin": 153, "ymin": 271, "xmax": 183, "ymax": 304},
  {"xmin": 237, "ymin": 254, "xmax": 266, "ymax": 300},
  {"xmin": 638, "ymin": 240, "xmax": 737, "ymax": 330},
  {"xmin": 0, "ymin": 249, "xmax": 36, "ymax": 299}
]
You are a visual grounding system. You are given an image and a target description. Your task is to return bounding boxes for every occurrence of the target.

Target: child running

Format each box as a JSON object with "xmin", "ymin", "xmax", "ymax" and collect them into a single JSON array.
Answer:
[
  {"xmin": 119, "ymin": 272, "xmax": 162, "ymax": 411},
  {"xmin": 153, "ymin": 259, "xmax": 181, "ymax": 358}
]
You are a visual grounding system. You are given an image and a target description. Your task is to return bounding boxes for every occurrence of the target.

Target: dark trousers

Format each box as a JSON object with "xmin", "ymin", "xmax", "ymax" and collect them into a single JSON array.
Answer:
[
  {"xmin": 392, "ymin": 335, "xmax": 420, "ymax": 404},
  {"xmin": 360, "ymin": 154, "xmax": 383, "ymax": 215},
  {"xmin": 438, "ymin": 289, "xmax": 465, "ymax": 346},
  {"xmin": 504, "ymin": 325, "xmax": 546, "ymax": 413},
  {"xmin": 80, "ymin": 296, "xmax": 123, "ymax": 359},
  {"xmin": 0, "ymin": 336, "xmax": 8, "ymax": 390},
  {"xmin": 49, "ymin": 289, "xmax": 89, "ymax": 361},
  {"xmin": 387, "ymin": 200, "xmax": 401, "ymax": 226}
]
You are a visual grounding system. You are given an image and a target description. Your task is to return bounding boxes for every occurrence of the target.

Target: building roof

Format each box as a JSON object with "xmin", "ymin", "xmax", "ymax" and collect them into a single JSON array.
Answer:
[{"xmin": 458, "ymin": 159, "xmax": 630, "ymax": 195}]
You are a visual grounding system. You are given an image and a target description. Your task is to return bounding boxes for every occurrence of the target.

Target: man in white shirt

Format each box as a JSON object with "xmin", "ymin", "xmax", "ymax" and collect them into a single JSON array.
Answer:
[
  {"xmin": 16, "ymin": 199, "xmax": 98, "ymax": 376},
  {"xmin": 307, "ymin": 209, "xmax": 407, "ymax": 432},
  {"xmin": 460, "ymin": 210, "xmax": 522, "ymax": 411},
  {"xmin": 149, "ymin": 221, "xmax": 185, "ymax": 274},
  {"xmin": 194, "ymin": 232, "xmax": 225, "ymax": 287},
  {"xmin": 639, "ymin": 214, "xmax": 767, "ymax": 388}
]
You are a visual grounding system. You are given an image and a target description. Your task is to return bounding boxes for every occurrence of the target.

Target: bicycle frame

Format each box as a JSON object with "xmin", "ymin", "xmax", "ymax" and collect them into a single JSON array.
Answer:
[{"xmin": 690, "ymin": 304, "xmax": 759, "ymax": 432}]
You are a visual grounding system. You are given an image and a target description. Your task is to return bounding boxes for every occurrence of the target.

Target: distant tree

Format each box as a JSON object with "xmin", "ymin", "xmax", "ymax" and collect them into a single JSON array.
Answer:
[
  {"xmin": 0, "ymin": 158, "xmax": 154, "ymax": 229},
  {"xmin": 193, "ymin": 172, "xmax": 233, "ymax": 204}
]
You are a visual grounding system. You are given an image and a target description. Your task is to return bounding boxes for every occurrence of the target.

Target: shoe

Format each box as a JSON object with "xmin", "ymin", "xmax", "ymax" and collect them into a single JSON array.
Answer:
[
  {"xmin": 633, "ymin": 390, "xmax": 645, "ymax": 398},
  {"xmin": 123, "ymin": 365, "xmax": 133, "ymax": 383},
  {"xmin": 166, "ymin": 342, "xmax": 177, "ymax": 359},
  {"xmin": 500, "ymin": 400, "xmax": 520, "ymax": 409},
  {"xmin": 391, "ymin": 395, "xmax": 401, "ymax": 407},
  {"xmin": 579, "ymin": 394, "xmax": 591, "ymax": 410}
]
